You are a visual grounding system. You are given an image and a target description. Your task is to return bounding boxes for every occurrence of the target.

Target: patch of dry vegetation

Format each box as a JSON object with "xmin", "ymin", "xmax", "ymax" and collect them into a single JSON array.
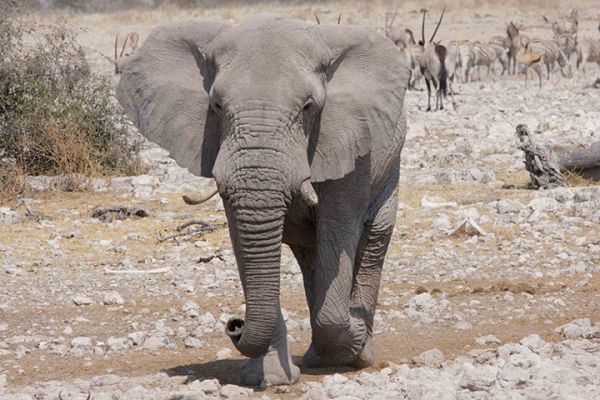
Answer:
[{"xmin": 0, "ymin": 2, "xmax": 143, "ymax": 200}]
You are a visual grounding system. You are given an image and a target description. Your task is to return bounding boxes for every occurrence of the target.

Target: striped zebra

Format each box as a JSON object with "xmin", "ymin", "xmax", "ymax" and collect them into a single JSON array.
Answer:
[
  {"xmin": 463, "ymin": 42, "xmax": 500, "ymax": 81},
  {"xmin": 526, "ymin": 38, "xmax": 571, "ymax": 87},
  {"xmin": 587, "ymin": 40, "xmax": 600, "ymax": 66},
  {"xmin": 554, "ymin": 32, "xmax": 582, "ymax": 69}
]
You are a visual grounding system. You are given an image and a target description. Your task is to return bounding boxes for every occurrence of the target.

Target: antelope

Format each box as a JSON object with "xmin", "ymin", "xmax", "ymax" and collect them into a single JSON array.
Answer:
[
  {"xmin": 515, "ymin": 46, "xmax": 542, "ymax": 88},
  {"xmin": 404, "ymin": 43, "xmax": 424, "ymax": 90},
  {"xmin": 418, "ymin": 7, "xmax": 451, "ymax": 111},
  {"xmin": 96, "ymin": 32, "xmax": 140, "ymax": 74},
  {"xmin": 382, "ymin": 6, "xmax": 416, "ymax": 50}
]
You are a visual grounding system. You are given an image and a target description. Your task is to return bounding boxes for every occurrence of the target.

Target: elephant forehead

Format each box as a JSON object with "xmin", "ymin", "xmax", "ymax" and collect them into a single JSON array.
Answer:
[{"xmin": 209, "ymin": 17, "xmax": 327, "ymax": 68}]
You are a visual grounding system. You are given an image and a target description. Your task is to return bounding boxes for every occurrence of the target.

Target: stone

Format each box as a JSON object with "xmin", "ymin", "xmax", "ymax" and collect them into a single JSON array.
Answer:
[
  {"xmin": 182, "ymin": 301, "xmax": 199, "ymax": 318},
  {"xmin": 217, "ymin": 348, "xmax": 232, "ymax": 360},
  {"xmin": 475, "ymin": 335, "xmax": 502, "ymax": 345},
  {"xmin": 408, "ymin": 293, "xmax": 436, "ymax": 312},
  {"xmin": 554, "ymin": 318, "xmax": 592, "ymax": 338},
  {"xmin": 413, "ymin": 348, "xmax": 444, "ymax": 368},
  {"xmin": 450, "ymin": 218, "xmax": 487, "ymax": 237},
  {"xmin": 143, "ymin": 335, "xmax": 168, "ymax": 351},
  {"xmin": 70, "ymin": 337, "xmax": 93, "ymax": 355},
  {"xmin": 188, "ymin": 378, "xmax": 220, "ymax": 395},
  {"xmin": 460, "ymin": 365, "xmax": 498, "ymax": 391},
  {"xmin": 102, "ymin": 291, "xmax": 124, "ymax": 305},
  {"xmin": 128, "ymin": 331, "xmax": 147, "ymax": 346},
  {"xmin": 220, "ymin": 384, "xmax": 254, "ymax": 399},
  {"xmin": 184, "ymin": 337, "xmax": 203, "ymax": 349},
  {"xmin": 106, "ymin": 337, "xmax": 129, "ymax": 353},
  {"xmin": 72, "ymin": 294, "xmax": 93, "ymax": 306}
]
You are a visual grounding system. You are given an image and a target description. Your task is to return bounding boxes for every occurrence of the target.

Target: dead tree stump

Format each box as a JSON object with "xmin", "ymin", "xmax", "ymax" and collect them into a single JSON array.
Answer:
[{"xmin": 516, "ymin": 124, "xmax": 600, "ymax": 188}]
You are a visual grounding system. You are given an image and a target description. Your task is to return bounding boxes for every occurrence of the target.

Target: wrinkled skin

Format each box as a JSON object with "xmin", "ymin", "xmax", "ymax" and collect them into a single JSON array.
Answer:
[{"xmin": 117, "ymin": 14, "xmax": 409, "ymax": 387}]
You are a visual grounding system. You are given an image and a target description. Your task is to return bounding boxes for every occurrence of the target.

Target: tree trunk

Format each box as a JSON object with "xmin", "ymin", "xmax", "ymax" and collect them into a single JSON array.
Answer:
[{"xmin": 557, "ymin": 141, "xmax": 600, "ymax": 181}]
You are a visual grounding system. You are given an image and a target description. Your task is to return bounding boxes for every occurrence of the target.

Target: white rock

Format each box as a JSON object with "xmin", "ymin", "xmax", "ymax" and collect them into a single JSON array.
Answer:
[
  {"xmin": 188, "ymin": 378, "xmax": 220, "ymax": 395},
  {"xmin": 554, "ymin": 318, "xmax": 592, "ymax": 338},
  {"xmin": 106, "ymin": 337, "xmax": 129, "ymax": 353},
  {"xmin": 409, "ymin": 293, "xmax": 436, "ymax": 312},
  {"xmin": 70, "ymin": 337, "xmax": 93, "ymax": 355},
  {"xmin": 413, "ymin": 348, "xmax": 444, "ymax": 368},
  {"xmin": 216, "ymin": 348, "xmax": 232, "ymax": 360},
  {"xmin": 102, "ymin": 291, "xmax": 124, "ymax": 305},
  {"xmin": 460, "ymin": 365, "xmax": 498, "ymax": 391},
  {"xmin": 182, "ymin": 301, "xmax": 199, "ymax": 318},
  {"xmin": 184, "ymin": 337, "xmax": 203, "ymax": 349},
  {"xmin": 475, "ymin": 335, "xmax": 502, "ymax": 345},
  {"xmin": 72, "ymin": 294, "xmax": 93, "ymax": 306},
  {"xmin": 220, "ymin": 384, "xmax": 253, "ymax": 399},
  {"xmin": 143, "ymin": 335, "xmax": 168, "ymax": 351}
]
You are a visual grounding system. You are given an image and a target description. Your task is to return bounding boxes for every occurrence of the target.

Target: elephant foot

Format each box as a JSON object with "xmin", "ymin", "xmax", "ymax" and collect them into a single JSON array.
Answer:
[
  {"xmin": 240, "ymin": 348, "xmax": 300, "ymax": 388},
  {"xmin": 302, "ymin": 336, "xmax": 374, "ymax": 369},
  {"xmin": 348, "ymin": 335, "xmax": 374, "ymax": 369}
]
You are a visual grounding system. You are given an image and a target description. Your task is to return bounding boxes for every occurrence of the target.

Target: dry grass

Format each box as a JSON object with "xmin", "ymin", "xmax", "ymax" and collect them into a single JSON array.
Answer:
[{"xmin": 564, "ymin": 170, "xmax": 600, "ymax": 187}]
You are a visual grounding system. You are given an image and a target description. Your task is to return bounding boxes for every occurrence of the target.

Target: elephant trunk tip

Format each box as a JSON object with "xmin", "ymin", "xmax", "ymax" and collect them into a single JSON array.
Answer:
[
  {"xmin": 225, "ymin": 317, "xmax": 244, "ymax": 340},
  {"xmin": 225, "ymin": 317, "xmax": 269, "ymax": 358}
]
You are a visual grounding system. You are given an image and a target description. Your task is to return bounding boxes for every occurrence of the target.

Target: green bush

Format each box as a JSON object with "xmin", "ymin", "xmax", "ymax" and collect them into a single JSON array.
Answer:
[{"xmin": 0, "ymin": 3, "xmax": 142, "ymax": 194}]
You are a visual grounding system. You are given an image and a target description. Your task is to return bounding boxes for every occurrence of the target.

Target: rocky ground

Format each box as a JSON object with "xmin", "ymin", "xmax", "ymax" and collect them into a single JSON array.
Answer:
[{"xmin": 2, "ymin": 2, "xmax": 600, "ymax": 399}]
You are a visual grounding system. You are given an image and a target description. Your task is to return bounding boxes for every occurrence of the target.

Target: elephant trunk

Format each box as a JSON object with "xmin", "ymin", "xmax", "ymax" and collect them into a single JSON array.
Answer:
[{"xmin": 223, "ymin": 164, "xmax": 288, "ymax": 359}]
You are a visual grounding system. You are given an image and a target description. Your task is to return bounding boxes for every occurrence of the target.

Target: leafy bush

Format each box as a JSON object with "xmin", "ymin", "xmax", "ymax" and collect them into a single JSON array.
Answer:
[{"xmin": 0, "ymin": 3, "xmax": 143, "ymax": 196}]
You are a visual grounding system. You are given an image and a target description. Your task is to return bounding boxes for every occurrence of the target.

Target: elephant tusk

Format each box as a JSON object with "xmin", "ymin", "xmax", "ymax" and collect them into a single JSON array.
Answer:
[
  {"xmin": 300, "ymin": 180, "xmax": 318, "ymax": 207},
  {"xmin": 182, "ymin": 183, "xmax": 219, "ymax": 205}
]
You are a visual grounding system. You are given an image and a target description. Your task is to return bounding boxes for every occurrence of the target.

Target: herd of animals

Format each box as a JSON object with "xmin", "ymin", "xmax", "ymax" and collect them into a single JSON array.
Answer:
[{"xmin": 106, "ymin": 8, "xmax": 600, "ymax": 113}]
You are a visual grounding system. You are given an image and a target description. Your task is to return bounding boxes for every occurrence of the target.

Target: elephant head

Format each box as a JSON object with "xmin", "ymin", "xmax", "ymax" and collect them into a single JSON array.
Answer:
[{"xmin": 117, "ymin": 14, "xmax": 408, "ymax": 360}]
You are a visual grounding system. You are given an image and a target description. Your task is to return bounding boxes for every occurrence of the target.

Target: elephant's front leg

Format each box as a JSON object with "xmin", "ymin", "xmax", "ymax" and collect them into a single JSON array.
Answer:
[
  {"xmin": 238, "ymin": 308, "xmax": 299, "ymax": 387},
  {"xmin": 301, "ymin": 180, "xmax": 370, "ymax": 367},
  {"xmin": 348, "ymin": 174, "xmax": 399, "ymax": 368}
]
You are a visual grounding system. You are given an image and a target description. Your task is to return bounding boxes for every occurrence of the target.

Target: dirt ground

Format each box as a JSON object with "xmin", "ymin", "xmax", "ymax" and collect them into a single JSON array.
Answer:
[{"xmin": 2, "ymin": 1, "xmax": 600, "ymax": 399}]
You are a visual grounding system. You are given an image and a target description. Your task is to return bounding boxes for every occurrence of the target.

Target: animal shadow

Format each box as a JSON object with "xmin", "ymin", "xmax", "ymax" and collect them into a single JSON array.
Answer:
[{"xmin": 162, "ymin": 358, "xmax": 244, "ymax": 386}]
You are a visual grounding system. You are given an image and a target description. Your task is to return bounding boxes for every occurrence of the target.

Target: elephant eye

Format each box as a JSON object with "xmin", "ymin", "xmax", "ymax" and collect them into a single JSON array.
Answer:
[{"xmin": 302, "ymin": 98, "xmax": 315, "ymax": 112}]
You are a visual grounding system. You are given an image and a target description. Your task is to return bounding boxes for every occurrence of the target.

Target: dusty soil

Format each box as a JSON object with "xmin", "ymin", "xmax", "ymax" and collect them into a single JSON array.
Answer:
[{"xmin": 2, "ymin": 1, "xmax": 600, "ymax": 399}]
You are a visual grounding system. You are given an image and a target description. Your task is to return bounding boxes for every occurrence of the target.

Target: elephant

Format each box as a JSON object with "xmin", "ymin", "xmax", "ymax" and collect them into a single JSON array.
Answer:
[{"xmin": 117, "ymin": 14, "xmax": 409, "ymax": 387}]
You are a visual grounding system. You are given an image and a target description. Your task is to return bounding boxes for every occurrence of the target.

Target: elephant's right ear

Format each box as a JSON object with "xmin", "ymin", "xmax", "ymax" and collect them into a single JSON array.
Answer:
[{"xmin": 117, "ymin": 20, "xmax": 228, "ymax": 178}]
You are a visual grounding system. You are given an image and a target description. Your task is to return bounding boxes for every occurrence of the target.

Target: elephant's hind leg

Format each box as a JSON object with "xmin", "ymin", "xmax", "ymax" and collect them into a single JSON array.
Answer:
[{"xmin": 348, "ymin": 171, "xmax": 400, "ymax": 368}]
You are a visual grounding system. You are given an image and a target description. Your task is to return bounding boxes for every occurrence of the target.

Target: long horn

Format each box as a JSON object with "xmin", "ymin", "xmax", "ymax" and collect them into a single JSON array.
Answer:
[
  {"xmin": 421, "ymin": 8, "xmax": 427, "ymax": 44},
  {"xmin": 389, "ymin": 6, "xmax": 399, "ymax": 28},
  {"xmin": 429, "ymin": 6, "xmax": 446, "ymax": 43},
  {"xmin": 120, "ymin": 33, "xmax": 130, "ymax": 58},
  {"xmin": 337, "ymin": 13, "xmax": 342, "ymax": 25},
  {"xmin": 114, "ymin": 33, "xmax": 118, "ymax": 62},
  {"xmin": 314, "ymin": 11, "xmax": 321, "ymax": 25}
]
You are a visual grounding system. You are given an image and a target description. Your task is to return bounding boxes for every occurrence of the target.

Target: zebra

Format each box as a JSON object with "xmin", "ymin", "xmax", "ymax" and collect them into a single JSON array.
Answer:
[
  {"xmin": 526, "ymin": 38, "xmax": 572, "ymax": 87},
  {"xmin": 506, "ymin": 22, "xmax": 531, "ymax": 75},
  {"xmin": 554, "ymin": 32, "xmax": 582, "ymax": 70},
  {"xmin": 587, "ymin": 40, "xmax": 600, "ymax": 66},
  {"xmin": 543, "ymin": 9, "xmax": 578, "ymax": 36}
]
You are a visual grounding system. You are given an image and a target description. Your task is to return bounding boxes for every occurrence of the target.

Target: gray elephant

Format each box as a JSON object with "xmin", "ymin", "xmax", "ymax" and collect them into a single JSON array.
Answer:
[{"xmin": 117, "ymin": 14, "xmax": 409, "ymax": 387}]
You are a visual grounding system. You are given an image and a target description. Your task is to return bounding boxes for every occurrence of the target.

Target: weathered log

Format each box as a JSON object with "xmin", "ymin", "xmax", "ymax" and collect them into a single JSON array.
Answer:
[
  {"xmin": 516, "ymin": 124, "xmax": 600, "ymax": 188},
  {"xmin": 557, "ymin": 141, "xmax": 600, "ymax": 181}
]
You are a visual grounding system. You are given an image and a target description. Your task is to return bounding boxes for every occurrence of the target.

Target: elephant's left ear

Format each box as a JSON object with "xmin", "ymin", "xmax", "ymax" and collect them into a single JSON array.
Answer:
[{"xmin": 309, "ymin": 25, "xmax": 410, "ymax": 183}]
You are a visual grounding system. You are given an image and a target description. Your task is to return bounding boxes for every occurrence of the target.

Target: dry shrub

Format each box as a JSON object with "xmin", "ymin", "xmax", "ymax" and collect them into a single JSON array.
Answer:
[
  {"xmin": 0, "ymin": 2, "xmax": 142, "ymax": 196},
  {"xmin": 563, "ymin": 170, "xmax": 600, "ymax": 187}
]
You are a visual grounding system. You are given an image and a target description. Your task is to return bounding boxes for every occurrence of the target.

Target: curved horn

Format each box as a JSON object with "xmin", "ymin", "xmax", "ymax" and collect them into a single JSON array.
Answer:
[
  {"xmin": 314, "ymin": 11, "xmax": 321, "ymax": 25},
  {"xmin": 429, "ymin": 6, "xmax": 446, "ymax": 43},
  {"xmin": 420, "ymin": 8, "xmax": 427, "ymax": 44}
]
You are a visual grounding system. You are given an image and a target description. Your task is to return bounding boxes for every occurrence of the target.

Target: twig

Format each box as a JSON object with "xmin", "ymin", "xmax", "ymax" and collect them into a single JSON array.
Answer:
[{"xmin": 104, "ymin": 267, "xmax": 171, "ymax": 275}]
